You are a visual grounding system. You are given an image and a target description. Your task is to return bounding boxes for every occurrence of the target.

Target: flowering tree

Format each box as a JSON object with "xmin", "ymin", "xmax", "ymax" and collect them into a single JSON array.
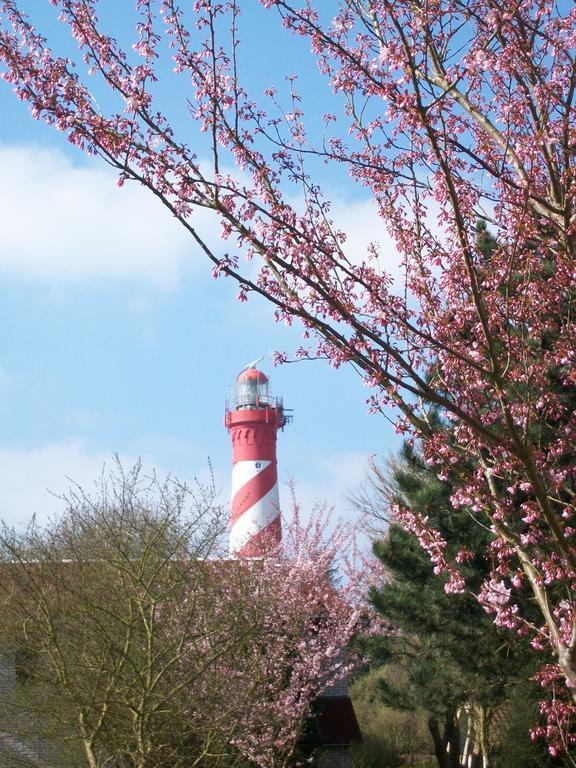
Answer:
[
  {"xmin": 0, "ymin": 465, "xmax": 368, "ymax": 768},
  {"xmin": 1, "ymin": 0, "xmax": 576, "ymax": 751},
  {"xmin": 201, "ymin": 501, "xmax": 369, "ymax": 768},
  {"xmin": 0, "ymin": 463, "xmax": 245, "ymax": 768},
  {"xmin": 358, "ymin": 437, "xmax": 562, "ymax": 768}
]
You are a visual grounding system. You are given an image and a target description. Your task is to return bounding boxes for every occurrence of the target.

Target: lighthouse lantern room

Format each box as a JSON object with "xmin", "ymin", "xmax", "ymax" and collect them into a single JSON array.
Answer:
[{"xmin": 225, "ymin": 362, "xmax": 291, "ymax": 557}]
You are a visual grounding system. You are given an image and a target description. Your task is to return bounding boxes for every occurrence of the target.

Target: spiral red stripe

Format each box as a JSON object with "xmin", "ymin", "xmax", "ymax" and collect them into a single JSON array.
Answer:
[
  {"xmin": 235, "ymin": 516, "xmax": 282, "ymax": 558},
  {"xmin": 231, "ymin": 462, "xmax": 277, "ymax": 525}
]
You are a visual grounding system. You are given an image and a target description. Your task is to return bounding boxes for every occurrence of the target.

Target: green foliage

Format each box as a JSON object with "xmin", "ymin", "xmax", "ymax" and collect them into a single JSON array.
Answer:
[
  {"xmin": 365, "ymin": 442, "xmax": 529, "ymax": 718},
  {"xmin": 358, "ymin": 430, "xmax": 557, "ymax": 767},
  {"xmin": 493, "ymin": 682, "xmax": 573, "ymax": 768},
  {"xmin": 0, "ymin": 464, "xmax": 249, "ymax": 768},
  {"xmin": 475, "ymin": 220, "xmax": 498, "ymax": 262},
  {"xmin": 351, "ymin": 222, "xmax": 573, "ymax": 767},
  {"xmin": 350, "ymin": 668, "xmax": 434, "ymax": 768}
]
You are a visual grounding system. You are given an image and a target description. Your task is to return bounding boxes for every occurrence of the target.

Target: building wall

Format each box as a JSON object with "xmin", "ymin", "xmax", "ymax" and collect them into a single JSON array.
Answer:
[
  {"xmin": 319, "ymin": 747, "xmax": 353, "ymax": 768},
  {"xmin": 0, "ymin": 654, "xmax": 63, "ymax": 768}
]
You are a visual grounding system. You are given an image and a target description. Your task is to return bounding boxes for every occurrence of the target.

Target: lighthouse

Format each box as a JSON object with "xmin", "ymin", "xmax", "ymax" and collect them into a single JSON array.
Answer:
[{"xmin": 225, "ymin": 361, "xmax": 290, "ymax": 557}]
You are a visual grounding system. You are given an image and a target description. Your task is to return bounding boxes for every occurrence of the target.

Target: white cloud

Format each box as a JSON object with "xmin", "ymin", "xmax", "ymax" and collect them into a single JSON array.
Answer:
[
  {"xmin": 0, "ymin": 143, "xmax": 430, "ymax": 291},
  {"xmin": 0, "ymin": 441, "xmax": 113, "ymax": 528},
  {"xmin": 330, "ymin": 197, "xmax": 399, "ymax": 272},
  {"xmin": 330, "ymin": 193, "xmax": 449, "ymax": 286},
  {"xmin": 0, "ymin": 440, "xmax": 371, "ymax": 554},
  {"xmin": 0, "ymin": 142, "xmax": 408, "ymax": 293},
  {"xmin": 280, "ymin": 449, "xmax": 369, "ymax": 525},
  {"xmin": 0, "ymin": 144, "xmax": 221, "ymax": 287},
  {"xmin": 282, "ymin": 191, "xmax": 405, "ymax": 283},
  {"xmin": 276, "ymin": 449, "xmax": 373, "ymax": 555},
  {"xmin": 0, "ymin": 441, "xmax": 228, "ymax": 532}
]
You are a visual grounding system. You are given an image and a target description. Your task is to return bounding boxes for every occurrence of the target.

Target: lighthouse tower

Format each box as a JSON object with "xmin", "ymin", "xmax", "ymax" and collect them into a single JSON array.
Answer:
[{"xmin": 225, "ymin": 362, "xmax": 290, "ymax": 557}]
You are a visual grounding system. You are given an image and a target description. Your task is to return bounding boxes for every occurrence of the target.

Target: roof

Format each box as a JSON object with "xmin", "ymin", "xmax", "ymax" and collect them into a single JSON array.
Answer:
[
  {"xmin": 315, "ymin": 696, "xmax": 363, "ymax": 746},
  {"xmin": 236, "ymin": 367, "xmax": 268, "ymax": 383}
]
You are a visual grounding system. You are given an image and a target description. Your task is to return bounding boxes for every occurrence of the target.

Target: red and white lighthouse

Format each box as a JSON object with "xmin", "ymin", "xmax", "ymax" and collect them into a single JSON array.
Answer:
[{"xmin": 225, "ymin": 362, "xmax": 290, "ymax": 557}]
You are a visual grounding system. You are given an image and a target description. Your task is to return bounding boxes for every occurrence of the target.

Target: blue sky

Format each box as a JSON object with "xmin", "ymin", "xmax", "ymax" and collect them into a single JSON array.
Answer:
[{"xmin": 0, "ymin": 2, "xmax": 402, "ymax": 530}]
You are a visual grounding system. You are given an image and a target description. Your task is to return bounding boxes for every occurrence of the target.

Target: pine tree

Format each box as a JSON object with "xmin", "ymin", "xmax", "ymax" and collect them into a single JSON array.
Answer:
[
  {"xmin": 361, "ymin": 439, "xmax": 568, "ymax": 768},
  {"xmin": 359, "ymin": 222, "xmax": 574, "ymax": 766}
]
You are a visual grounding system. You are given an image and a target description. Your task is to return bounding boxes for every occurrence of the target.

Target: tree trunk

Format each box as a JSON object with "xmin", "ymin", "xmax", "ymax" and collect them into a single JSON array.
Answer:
[
  {"xmin": 462, "ymin": 714, "xmax": 471, "ymax": 768},
  {"xmin": 428, "ymin": 715, "xmax": 450, "ymax": 768},
  {"xmin": 81, "ymin": 739, "xmax": 98, "ymax": 768},
  {"xmin": 78, "ymin": 711, "xmax": 98, "ymax": 768},
  {"xmin": 462, "ymin": 702, "xmax": 491, "ymax": 768},
  {"xmin": 476, "ymin": 704, "xmax": 490, "ymax": 768},
  {"xmin": 445, "ymin": 709, "xmax": 461, "ymax": 768},
  {"xmin": 428, "ymin": 710, "xmax": 461, "ymax": 768}
]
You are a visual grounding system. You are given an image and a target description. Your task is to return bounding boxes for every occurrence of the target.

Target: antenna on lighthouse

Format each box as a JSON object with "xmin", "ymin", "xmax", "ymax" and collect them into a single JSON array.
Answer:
[
  {"xmin": 225, "ymin": 362, "xmax": 291, "ymax": 558},
  {"xmin": 243, "ymin": 356, "xmax": 263, "ymax": 371}
]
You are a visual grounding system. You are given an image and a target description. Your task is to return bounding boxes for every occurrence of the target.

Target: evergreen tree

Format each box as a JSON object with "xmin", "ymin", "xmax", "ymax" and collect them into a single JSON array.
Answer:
[
  {"xmin": 359, "ymin": 223, "xmax": 574, "ymax": 767},
  {"xmin": 361, "ymin": 440, "xmax": 564, "ymax": 768}
]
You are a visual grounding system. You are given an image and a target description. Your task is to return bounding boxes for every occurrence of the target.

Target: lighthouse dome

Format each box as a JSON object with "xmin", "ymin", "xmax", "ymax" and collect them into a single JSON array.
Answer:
[
  {"xmin": 234, "ymin": 366, "xmax": 271, "ymax": 409},
  {"xmin": 236, "ymin": 367, "xmax": 269, "ymax": 384}
]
